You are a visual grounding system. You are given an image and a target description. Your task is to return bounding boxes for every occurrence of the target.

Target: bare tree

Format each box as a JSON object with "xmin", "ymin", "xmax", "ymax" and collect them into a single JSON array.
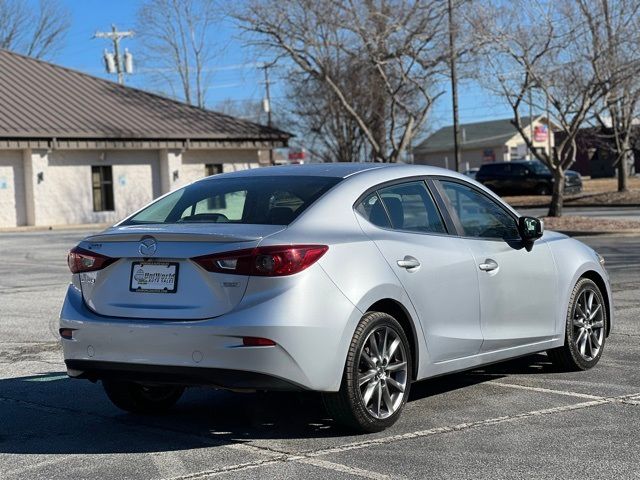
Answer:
[
  {"xmin": 474, "ymin": 1, "xmax": 612, "ymax": 217},
  {"xmin": 213, "ymin": 98, "xmax": 267, "ymax": 123},
  {"xmin": 287, "ymin": 74, "xmax": 368, "ymax": 163},
  {"xmin": 235, "ymin": 0, "xmax": 453, "ymax": 163},
  {"xmin": 137, "ymin": 0, "xmax": 220, "ymax": 108},
  {"xmin": 581, "ymin": 0, "xmax": 640, "ymax": 192},
  {"xmin": 0, "ymin": 0, "xmax": 70, "ymax": 59}
]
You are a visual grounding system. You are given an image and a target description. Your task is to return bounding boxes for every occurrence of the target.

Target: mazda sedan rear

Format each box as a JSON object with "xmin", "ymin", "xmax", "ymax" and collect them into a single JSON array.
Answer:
[{"xmin": 60, "ymin": 163, "xmax": 611, "ymax": 432}]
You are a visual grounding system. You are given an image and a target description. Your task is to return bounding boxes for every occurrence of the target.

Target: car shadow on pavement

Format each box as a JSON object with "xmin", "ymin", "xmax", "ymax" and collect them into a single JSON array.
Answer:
[{"xmin": 0, "ymin": 353, "xmax": 555, "ymax": 455}]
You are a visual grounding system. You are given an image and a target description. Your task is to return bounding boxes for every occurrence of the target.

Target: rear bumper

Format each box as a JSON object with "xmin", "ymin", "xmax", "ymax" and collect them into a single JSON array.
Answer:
[
  {"xmin": 59, "ymin": 265, "xmax": 362, "ymax": 392},
  {"xmin": 65, "ymin": 360, "xmax": 303, "ymax": 391}
]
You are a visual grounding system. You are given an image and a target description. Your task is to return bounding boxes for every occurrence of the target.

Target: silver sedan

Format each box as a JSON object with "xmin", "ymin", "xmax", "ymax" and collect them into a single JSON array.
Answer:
[{"xmin": 60, "ymin": 163, "xmax": 611, "ymax": 432}]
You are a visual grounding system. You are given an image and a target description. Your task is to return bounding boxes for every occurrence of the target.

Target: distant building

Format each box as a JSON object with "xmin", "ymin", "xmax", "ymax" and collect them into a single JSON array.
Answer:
[
  {"xmin": 561, "ymin": 127, "xmax": 639, "ymax": 178},
  {"xmin": 414, "ymin": 116, "xmax": 555, "ymax": 171},
  {"xmin": 0, "ymin": 49, "xmax": 290, "ymax": 228}
]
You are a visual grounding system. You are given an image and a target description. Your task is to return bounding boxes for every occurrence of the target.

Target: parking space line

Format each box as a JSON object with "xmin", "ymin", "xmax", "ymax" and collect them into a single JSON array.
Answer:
[
  {"xmin": 3, "ymin": 457, "xmax": 70, "ymax": 478},
  {"xmin": 297, "ymin": 457, "xmax": 396, "ymax": 479},
  {"xmin": 159, "ymin": 457, "xmax": 285, "ymax": 479},
  {"xmin": 303, "ymin": 397, "xmax": 617, "ymax": 458},
  {"xmin": 5, "ymin": 390, "xmax": 639, "ymax": 480},
  {"xmin": 167, "ymin": 444, "xmax": 395, "ymax": 480},
  {"xmin": 488, "ymin": 381, "xmax": 605, "ymax": 400}
]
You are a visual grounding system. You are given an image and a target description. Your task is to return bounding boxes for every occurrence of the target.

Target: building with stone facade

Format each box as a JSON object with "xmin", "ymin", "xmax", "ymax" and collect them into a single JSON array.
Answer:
[{"xmin": 0, "ymin": 49, "xmax": 290, "ymax": 228}]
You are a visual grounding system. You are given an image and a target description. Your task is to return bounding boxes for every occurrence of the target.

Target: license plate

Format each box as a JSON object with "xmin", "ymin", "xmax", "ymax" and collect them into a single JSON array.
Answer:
[{"xmin": 130, "ymin": 262, "xmax": 179, "ymax": 293}]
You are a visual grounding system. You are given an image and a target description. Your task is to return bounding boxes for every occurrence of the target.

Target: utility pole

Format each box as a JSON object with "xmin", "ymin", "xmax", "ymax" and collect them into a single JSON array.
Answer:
[
  {"xmin": 262, "ymin": 63, "xmax": 275, "ymax": 165},
  {"xmin": 447, "ymin": 0, "xmax": 461, "ymax": 172},
  {"xmin": 94, "ymin": 25, "xmax": 134, "ymax": 85},
  {"xmin": 527, "ymin": 88, "xmax": 533, "ymax": 160}
]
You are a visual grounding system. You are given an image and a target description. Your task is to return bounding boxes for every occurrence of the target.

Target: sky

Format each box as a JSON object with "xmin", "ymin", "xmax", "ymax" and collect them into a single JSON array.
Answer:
[{"xmin": 52, "ymin": 0, "xmax": 514, "ymax": 140}]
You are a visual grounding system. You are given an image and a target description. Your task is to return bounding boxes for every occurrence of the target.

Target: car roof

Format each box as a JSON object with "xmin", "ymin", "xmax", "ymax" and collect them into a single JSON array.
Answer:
[
  {"xmin": 200, "ymin": 162, "xmax": 471, "ymax": 181},
  {"xmin": 209, "ymin": 162, "xmax": 392, "ymax": 179}
]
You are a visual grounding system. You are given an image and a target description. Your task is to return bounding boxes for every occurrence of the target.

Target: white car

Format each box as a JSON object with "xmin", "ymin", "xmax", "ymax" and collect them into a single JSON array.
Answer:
[{"xmin": 60, "ymin": 163, "xmax": 611, "ymax": 432}]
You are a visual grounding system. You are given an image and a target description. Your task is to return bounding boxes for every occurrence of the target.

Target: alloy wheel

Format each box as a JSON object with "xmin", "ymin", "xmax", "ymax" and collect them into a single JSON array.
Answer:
[
  {"xmin": 572, "ymin": 288, "xmax": 605, "ymax": 361},
  {"xmin": 357, "ymin": 326, "xmax": 408, "ymax": 419}
]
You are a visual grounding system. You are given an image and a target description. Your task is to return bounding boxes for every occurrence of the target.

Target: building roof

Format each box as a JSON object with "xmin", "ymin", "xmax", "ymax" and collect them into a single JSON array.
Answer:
[
  {"xmin": 0, "ymin": 49, "xmax": 290, "ymax": 142},
  {"xmin": 415, "ymin": 117, "xmax": 533, "ymax": 154}
]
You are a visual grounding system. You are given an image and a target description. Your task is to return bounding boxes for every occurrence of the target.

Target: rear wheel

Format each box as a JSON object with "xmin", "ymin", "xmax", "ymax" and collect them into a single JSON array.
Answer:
[
  {"xmin": 323, "ymin": 311, "xmax": 412, "ymax": 433},
  {"xmin": 103, "ymin": 380, "xmax": 185, "ymax": 414},
  {"xmin": 547, "ymin": 278, "xmax": 607, "ymax": 371}
]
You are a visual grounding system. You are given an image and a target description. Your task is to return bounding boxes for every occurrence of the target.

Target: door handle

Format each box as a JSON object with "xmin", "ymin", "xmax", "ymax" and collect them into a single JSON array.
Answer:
[
  {"xmin": 478, "ymin": 258, "xmax": 499, "ymax": 272},
  {"xmin": 397, "ymin": 256, "xmax": 421, "ymax": 270}
]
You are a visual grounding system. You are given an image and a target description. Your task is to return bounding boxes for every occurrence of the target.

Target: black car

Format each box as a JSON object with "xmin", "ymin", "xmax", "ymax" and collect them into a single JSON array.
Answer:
[{"xmin": 475, "ymin": 160, "xmax": 582, "ymax": 195}]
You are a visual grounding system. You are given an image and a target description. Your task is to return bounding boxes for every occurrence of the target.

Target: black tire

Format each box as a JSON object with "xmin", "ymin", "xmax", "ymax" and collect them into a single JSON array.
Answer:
[
  {"xmin": 547, "ymin": 278, "xmax": 607, "ymax": 371},
  {"xmin": 103, "ymin": 380, "xmax": 185, "ymax": 414},
  {"xmin": 535, "ymin": 183, "xmax": 551, "ymax": 195},
  {"xmin": 323, "ymin": 311, "xmax": 412, "ymax": 433}
]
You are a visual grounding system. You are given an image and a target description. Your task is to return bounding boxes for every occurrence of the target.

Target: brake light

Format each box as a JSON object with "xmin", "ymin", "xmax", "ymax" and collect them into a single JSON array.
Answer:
[
  {"xmin": 193, "ymin": 245, "xmax": 328, "ymax": 276},
  {"xmin": 67, "ymin": 247, "xmax": 116, "ymax": 274}
]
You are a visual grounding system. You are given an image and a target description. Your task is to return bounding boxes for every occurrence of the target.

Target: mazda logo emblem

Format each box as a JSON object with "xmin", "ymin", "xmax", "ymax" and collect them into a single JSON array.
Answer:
[{"xmin": 139, "ymin": 236, "xmax": 157, "ymax": 256}]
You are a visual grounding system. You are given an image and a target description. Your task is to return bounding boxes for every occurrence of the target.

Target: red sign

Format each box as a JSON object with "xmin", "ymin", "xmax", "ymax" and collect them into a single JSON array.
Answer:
[
  {"xmin": 288, "ymin": 148, "xmax": 306, "ymax": 161},
  {"xmin": 533, "ymin": 125, "xmax": 548, "ymax": 142}
]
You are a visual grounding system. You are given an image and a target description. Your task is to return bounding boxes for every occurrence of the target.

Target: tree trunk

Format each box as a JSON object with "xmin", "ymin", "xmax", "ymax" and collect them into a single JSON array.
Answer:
[
  {"xmin": 617, "ymin": 145, "xmax": 629, "ymax": 192},
  {"xmin": 547, "ymin": 169, "xmax": 565, "ymax": 217}
]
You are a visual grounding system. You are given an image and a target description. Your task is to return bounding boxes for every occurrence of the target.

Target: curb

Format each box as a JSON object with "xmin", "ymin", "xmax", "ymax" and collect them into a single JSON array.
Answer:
[
  {"xmin": 512, "ymin": 204, "xmax": 640, "ymax": 209},
  {"xmin": 552, "ymin": 229, "xmax": 640, "ymax": 237}
]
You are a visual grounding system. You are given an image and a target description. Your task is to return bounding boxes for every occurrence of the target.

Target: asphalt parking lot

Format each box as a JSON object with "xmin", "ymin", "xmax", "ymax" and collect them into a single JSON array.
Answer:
[{"xmin": 1, "ymin": 229, "xmax": 639, "ymax": 480}]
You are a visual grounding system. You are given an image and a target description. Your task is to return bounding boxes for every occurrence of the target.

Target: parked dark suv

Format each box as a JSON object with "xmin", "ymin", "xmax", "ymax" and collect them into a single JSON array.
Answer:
[{"xmin": 475, "ymin": 160, "xmax": 582, "ymax": 195}]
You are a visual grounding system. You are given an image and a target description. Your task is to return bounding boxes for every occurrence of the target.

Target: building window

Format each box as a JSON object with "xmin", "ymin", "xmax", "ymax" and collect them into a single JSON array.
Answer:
[
  {"xmin": 205, "ymin": 163, "xmax": 223, "ymax": 177},
  {"xmin": 92, "ymin": 166, "xmax": 114, "ymax": 212},
  {"xmin": 509, "ymin": 146, "xmax": 519, "ymax": 161}
]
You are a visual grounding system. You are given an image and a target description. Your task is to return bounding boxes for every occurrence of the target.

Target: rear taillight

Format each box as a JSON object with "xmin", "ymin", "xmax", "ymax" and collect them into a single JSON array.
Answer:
[
  {"xmin": 67, "ymin": 246, "xmax": 116, "ymax": 274},
  {"xmin": 193, "ymin": 245, "xmax": 328, "ymax": 276}
]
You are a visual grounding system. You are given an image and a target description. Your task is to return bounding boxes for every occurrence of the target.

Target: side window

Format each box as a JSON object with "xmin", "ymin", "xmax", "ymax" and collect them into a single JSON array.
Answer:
[
  {"xmin": 355, "ymin": 192, "xmax": 391, "ymax": 228},
  {"xmin": 378, "ymin": 182, "xmax": 446, "ymax": 234},
  {"xmin": 440, "ymin": 181, "xmax": 520, "ymax": 240}
]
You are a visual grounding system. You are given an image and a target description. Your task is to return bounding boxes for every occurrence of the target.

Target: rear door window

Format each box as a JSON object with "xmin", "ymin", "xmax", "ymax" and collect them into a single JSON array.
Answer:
[{"xmin": 356, "ymin": 181, "xmax": 446, "ymax": 234}]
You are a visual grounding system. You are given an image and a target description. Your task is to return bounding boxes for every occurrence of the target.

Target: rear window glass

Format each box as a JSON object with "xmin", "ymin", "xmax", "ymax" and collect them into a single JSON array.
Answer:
[{"xmin": 122, "ymin": 176, "xmax": 341, "ymax": 226}]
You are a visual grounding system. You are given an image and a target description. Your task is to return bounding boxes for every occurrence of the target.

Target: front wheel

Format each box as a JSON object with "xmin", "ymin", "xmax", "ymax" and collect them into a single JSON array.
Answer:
[
  {"xmin": 323, "ymin": 311, "xmax": 412, "ymax": 433},
  {"xmin": 547, "ymin": 278, "xmax": 607, "ymax": 371},
  {"xmin": 103, "ymin": 380, "xmax": 185, "ymax": 414}
]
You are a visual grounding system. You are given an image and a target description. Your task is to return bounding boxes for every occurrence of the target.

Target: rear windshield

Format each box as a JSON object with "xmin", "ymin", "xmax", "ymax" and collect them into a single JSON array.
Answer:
[{"xmin": 121, "ymin": 175, "xmax": 341, "ymax": 226}]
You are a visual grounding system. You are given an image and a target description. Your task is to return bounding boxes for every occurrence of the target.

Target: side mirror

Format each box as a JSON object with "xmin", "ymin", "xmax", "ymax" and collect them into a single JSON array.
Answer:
[{"xmin": 519, "ymin": 216, "xmax": 543, "ymax": 241}]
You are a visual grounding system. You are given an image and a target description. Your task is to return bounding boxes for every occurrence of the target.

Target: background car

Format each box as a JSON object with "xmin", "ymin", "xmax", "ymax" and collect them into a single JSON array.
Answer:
[
  {"xmin": 475, "ymin": 160, "xmax": 582, "ymax": 195},
  {"xmin": 60, "ymin": 163, "xmax": 610, "ymax": 432},
  {"xmin": 462, "ymin": 167, "xmax": 479, "ymax": 180}
]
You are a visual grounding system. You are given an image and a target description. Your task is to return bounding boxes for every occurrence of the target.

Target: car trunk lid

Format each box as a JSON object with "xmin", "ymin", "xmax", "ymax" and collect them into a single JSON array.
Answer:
[{"xmin": 77, "ymin": 223, "xmax": 285, "ymax": 320}]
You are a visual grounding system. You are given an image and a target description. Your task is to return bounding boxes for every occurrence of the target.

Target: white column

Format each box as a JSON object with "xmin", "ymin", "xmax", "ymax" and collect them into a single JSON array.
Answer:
[
  {"xmin": 158, "ymin": 149, "xmax": 183, "ymax": 195},
  {"xmin": 22, "ymin": 149, "xmax": 48, "ymax": 226}
]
